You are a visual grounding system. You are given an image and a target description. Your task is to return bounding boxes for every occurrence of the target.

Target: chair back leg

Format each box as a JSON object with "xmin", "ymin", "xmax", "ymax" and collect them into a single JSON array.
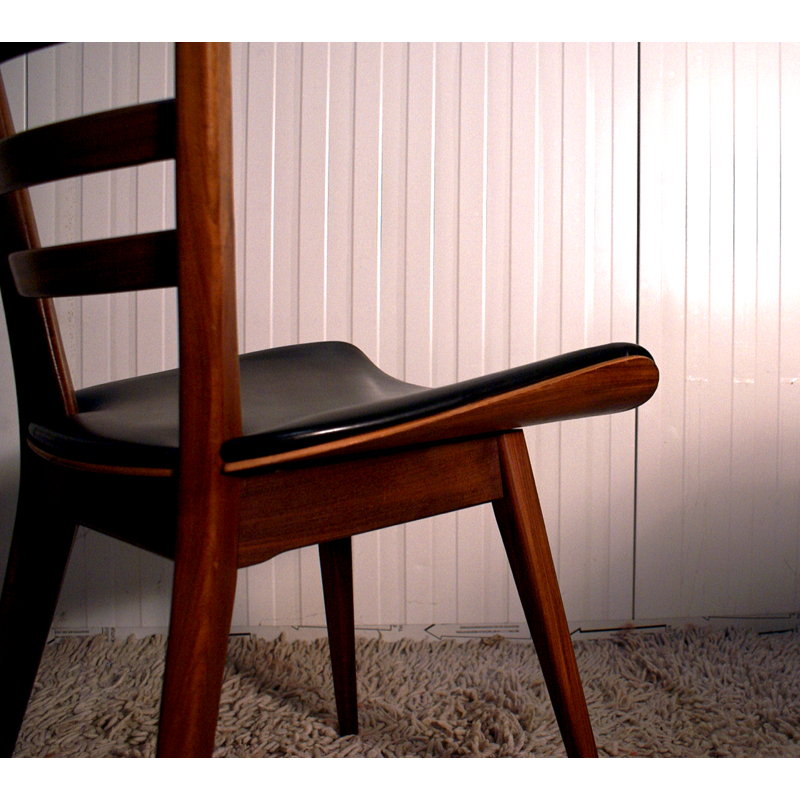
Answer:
[
  {"xmin": 492, "ymin": 430, "xmax": 598, "ymax": 757},
  {"xmin": 0, "ymin": 457, "xmax": 77, "ymax": 756},
  {"xmin": 319, "ymin": 536, "xmax": 358, "ymax": 735}
]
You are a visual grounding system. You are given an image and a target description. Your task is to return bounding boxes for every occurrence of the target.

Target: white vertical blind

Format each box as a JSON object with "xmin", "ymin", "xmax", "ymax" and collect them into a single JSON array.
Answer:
[
  {"xmin": 1, "ymin": 42, "xmax": 644, "ymax": 629},
  {"xmin": 637, "ymin": 43, "xmax": 800, "ymax": 618}
]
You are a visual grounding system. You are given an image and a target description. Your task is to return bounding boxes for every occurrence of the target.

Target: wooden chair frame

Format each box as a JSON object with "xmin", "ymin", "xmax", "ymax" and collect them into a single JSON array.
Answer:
[{"xmin": 0, "ymin": 43, "xmax": 658, "ymax": 757}]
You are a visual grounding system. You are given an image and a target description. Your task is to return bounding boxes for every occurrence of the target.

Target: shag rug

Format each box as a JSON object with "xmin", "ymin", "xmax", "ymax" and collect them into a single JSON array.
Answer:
[{"xmin": 13, "ymin": 627, "xmax": 800, "ymax": 757}]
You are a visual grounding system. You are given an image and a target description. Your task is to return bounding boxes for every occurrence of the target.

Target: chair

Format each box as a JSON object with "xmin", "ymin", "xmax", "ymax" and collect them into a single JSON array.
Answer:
[{"xmin": 0, "ymin": 42, "xmax": 658, "ymax": 757}]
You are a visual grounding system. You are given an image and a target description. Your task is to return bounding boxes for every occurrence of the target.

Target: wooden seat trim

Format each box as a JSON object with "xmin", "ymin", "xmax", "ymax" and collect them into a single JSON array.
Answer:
[
  {"xmin": 26, "ymin": 438, "xmax": 174, "ymax": 477},
  {"xmin": 34, "ymin": 455, "xmax": 178, "ymax": 561}
]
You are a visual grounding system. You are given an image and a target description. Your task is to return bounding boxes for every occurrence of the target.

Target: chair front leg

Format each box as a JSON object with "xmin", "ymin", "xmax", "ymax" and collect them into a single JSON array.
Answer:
[
  {"xmin": 492, "ymin": 430, "xmax": 598, "ymax": 757},
  {"xmin": 157, "ymin": 475, "xmax": 240, "ymax": 758}
]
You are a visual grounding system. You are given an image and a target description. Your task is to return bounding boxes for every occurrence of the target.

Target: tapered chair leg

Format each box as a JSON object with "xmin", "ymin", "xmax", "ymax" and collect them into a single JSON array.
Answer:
[
  {"xmin": 0, "ymin": 463, "xmax": 77, "ymax": 757},
  {"xmin": 157, "ymin": 553, "xmax": 239, "ymax": 757},
  {"xmin": 492, "ymin": 430, "xmax": 598, "ymax": 757},
  {"xmin": 319, "ymin": 536, "xmax": 358, "ymax": 735},
  {"xmin": 156, "ymin": 479, "xmax": 240, "ymax": 758}
]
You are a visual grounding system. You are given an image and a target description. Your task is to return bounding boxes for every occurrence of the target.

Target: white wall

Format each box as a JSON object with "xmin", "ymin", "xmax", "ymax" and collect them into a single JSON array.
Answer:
[{"xmin": 0, "ymin": 42, "xmax": 797, "ymax": 633}]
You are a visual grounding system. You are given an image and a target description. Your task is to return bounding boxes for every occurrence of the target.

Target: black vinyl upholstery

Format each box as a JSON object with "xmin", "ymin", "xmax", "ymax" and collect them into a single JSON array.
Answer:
[{"xmin": 28, "ymin": 340, "xmax": 652, "ymax": 470}]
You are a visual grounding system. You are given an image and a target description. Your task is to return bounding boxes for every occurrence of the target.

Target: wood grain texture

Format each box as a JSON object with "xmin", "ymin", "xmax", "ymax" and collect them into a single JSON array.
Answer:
[
  {"xmin": 237, "ymin": 437, "xmax": 503, "ymax": 567},
  {"xmin": 492, "ymin": 430, "xmax": 597, "ymax": 757},
  {"xmin": 157, "ymin": 42, "xmax": 241, "ymax": 758}
]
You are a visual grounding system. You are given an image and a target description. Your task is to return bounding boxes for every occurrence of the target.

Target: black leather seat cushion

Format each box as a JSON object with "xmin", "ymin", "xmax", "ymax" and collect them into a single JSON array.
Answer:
[{"xmin": 28, "ymin": 340, "xmax": 652, "ymax": 470}]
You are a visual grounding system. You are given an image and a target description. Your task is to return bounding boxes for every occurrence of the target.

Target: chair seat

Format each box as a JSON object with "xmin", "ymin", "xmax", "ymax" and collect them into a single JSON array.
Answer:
[{"xmin": 28, "ymin": 340, "xmax": 652, "ymax": 471}]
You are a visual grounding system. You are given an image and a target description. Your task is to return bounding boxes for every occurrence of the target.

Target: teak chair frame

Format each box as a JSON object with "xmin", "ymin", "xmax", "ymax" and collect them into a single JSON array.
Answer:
[{"xmin": 0, "ymin": 43, "xmax": 658, "ymax": 757}]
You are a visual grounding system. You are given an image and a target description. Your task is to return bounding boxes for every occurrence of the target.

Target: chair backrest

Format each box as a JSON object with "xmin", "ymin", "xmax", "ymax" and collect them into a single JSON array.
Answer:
[{"xmin": 0, "ymin": 42, "xmax": 242, "ymax": 470}]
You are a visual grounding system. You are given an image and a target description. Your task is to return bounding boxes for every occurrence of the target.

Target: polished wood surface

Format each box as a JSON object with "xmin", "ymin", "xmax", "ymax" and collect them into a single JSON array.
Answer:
[
  {"xmin": 492, "ymin": 430, "xmax": 598, "ymax": 757},
  {"xmin": 319, "ymin": 537, "xmax": 358, "ymax": 736},
  {"xmin": 26, "ymin": 438, "xmax": 174, "ymax": 478},
  {"xmin": 157, "ymin": 42, "xmax": 242, "ymax": 758},
  {"xmin": 237, "ymin": 437, "xmax": 502, "ymax": 567},
  {"xmin": 0, "ymin": 99, "xmax": 175, "ymax": 195},
  {"xmin": 10, "ymin": 229, "xmax": 177, "ymax": 298}
]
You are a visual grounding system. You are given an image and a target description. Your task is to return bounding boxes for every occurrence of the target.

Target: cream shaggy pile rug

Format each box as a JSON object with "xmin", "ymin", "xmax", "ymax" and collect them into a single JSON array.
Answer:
[{"xmin": 13, "ymin": 627, "xmax": 800, "ymax": 757}]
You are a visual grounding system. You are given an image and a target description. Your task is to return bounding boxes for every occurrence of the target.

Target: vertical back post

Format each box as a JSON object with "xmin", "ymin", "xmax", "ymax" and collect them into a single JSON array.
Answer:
[{"xmin": 158, "ymin": 42, "xmax": 242, "ymax": 757}]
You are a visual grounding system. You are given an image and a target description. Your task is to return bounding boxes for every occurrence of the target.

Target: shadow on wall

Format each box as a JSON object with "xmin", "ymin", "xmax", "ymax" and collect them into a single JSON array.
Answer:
[
  {"xmin": 0, "ymin": 298, "xmax": 19, "ymax": 581},
  {"xmin": 53, "ymin": 527, "xmax": 175, "ymax": 631},
  {"xmin": 0, "ymin": 455, "xmax": 19, "ymax": 583}
]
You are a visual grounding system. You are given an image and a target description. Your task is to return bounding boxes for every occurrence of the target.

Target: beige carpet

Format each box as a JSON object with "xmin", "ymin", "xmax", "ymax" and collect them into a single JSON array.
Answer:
[{"xmin": 13, "ymin": 626, "xmax": 800, "ymax": 757}]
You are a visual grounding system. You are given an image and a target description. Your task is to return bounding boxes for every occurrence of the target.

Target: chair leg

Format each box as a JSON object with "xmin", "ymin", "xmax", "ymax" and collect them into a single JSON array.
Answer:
[
  {"xmin": 492, "ymin": 430, "xmax": 598, "ymax": 757},
  {"xmin": 0, "ymin": 465, "xmax": 77, "ymax": 756},
  {"xmin": 319, "ymin": 537, "xmax": 358, "ymax": 735},
  {"xmin": 156, "ymin": 479, "xmax": 240, "ymax": 758}
]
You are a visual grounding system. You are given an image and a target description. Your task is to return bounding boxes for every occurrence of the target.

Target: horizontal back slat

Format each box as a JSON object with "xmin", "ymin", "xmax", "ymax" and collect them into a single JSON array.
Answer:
[
  {"xmin": 0, "ymin": 99, "xmax": 175, "ymax": 195},
  {"xmin": 9, "ymin": 230, "xmax": 178, "ymax": 298}
]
